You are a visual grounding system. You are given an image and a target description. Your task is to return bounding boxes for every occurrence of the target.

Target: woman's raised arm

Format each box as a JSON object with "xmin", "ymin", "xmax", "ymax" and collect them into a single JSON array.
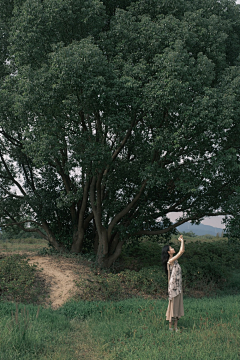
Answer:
[{"xmin": 168, "ymin": 235, "xmax": 185, "ymax": 265}]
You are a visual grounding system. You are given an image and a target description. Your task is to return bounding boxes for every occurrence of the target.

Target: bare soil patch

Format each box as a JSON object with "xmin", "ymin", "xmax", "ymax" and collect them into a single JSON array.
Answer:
[
  {"xmin": 27, "ymin": 255, "xmax": 93, "ymax": 309},
  {"xmin": 0, "ymin": 252, "xmax": 90, "ymax": 309}
]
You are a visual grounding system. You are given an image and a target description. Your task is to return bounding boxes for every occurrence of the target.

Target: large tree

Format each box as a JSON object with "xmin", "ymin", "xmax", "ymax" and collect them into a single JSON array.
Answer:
[{"xmin": 1, "ymin": 0, "xmax": 240, "ymax": 266}]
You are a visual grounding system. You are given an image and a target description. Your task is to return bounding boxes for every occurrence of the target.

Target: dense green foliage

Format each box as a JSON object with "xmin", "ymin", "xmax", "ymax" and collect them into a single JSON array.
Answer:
[
  {"xmin": 223, "ymin": 213, "xmax": 240, "ymax": 243},
  {"xmin": 1, "ymin": 0, "xmax": 240, "ymax": 266}
]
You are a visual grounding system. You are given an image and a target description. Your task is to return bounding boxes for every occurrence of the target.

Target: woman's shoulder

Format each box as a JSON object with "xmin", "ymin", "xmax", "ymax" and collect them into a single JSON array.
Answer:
[{"xmin": 167, "ymin": 260, "xmax": 177, "ymax": 266}]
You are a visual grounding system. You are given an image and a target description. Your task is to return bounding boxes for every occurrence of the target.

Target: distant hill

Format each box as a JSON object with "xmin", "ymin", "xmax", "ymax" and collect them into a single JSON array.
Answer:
[{"xmin": 177, "ymin": 222, "xmax": 224, "ymax": 236}]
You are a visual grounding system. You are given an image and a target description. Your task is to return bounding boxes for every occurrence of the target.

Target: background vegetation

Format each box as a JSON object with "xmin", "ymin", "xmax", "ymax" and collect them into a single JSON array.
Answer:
[{"xmin": 1, "ymin": 233, "xmax": 239, "ymax": 304}]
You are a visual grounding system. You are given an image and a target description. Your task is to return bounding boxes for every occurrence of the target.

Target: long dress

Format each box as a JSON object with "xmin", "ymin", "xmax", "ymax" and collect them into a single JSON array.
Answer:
[{"xmin": 166, "ymin": 260, "xmax": 184, "ymax": 321}]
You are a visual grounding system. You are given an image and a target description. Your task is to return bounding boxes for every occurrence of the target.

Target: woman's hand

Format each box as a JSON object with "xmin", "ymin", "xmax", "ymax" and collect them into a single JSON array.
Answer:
[{"xmin": 178, "ymin": 235, "xmax": 183, "ymax": 241}]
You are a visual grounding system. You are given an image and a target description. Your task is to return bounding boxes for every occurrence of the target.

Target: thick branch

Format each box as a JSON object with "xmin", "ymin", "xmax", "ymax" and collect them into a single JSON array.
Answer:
[
  {"xmin": 54, "ymin": 158, "xmax": 72, "ymax": 193},
  {"xmin": 0, "ymin": 129, "xmax": 22, "ymax": 147},
  {"xmin": 136, "ymin": 212, "xmax": 228, "ymax": 235},
  {"xmin": 3, "ymin": 219, "xmax": 42, "ymax": 227},
  {"xmin": 104, "ymin": 240, "xmax": 124, "ymax": 268},
  {"xmin": 84, "ymin": 212, "xmax": 94, "ymax": 230},
  {"xmin": 0, "ymin": 185, "xmax": 24, "ymax": 199},
  {"xmin": 90, "ymin": 175, "xmax": 105, "ymax": 235},
  {"xmin": 111, "ymin": 116, "xmax": 136, "ymax": 162},
  {"xmin": 0, "ymin": 151, "xmax": 26, "ymax": 196},
  {"xmin": 90, "ymin": 176, "xmax": 97, "ymax": 213},
  {"xmin": 54, "ymin": 157, "xmax": 77, "ymax": 225},
  {"xmin": 21, "ymin": 162, "xmax": 36, "ymax": 192},
  {"xmin": 108, "ymin": 180, "xmax": 147, "ymax": 239},
  {"xmin": 78, "ymin": 180, "xmax": 89, "ymax": 227},
  {"xmin": 2, "ymin": 215, "xmax": 47, "ymax": 239},
  {"xmin": 79, "ymin": 111, "xmax": 88, "ymax": 132}
]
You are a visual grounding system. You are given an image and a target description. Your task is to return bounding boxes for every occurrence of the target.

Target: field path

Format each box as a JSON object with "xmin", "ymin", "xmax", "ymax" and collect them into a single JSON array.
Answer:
[{"xmin": 27, "ymin": 255, "xmax": 91, "ymax": 309}]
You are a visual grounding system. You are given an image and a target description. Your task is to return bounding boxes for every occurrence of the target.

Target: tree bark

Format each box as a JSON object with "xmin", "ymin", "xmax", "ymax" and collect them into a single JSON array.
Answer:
[
  {"xmin": 71, "ymin": 227, "xmax": 84, "ymax": 253},
  {"xmin": 103, "ymin": 240, "xmax": 124, "ymax": 268},
  {"xmin": 96, "ymin": 227, "xmax": 109, "ymax": 267},
  {"xmin": 42, "ymin": 221, "xmax": 67, "ymax": 252},
  {"xmin": 94, "ymin": 232, "xmax": 99, "ymax": 254},
  {"xmin": 70, "ymin": 180, "xmax": 90, "ymax": 253}
]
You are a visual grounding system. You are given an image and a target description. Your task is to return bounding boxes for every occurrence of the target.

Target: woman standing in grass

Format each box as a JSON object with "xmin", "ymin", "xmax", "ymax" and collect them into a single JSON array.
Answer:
[{"xmin": 161, "ymin": 235, "xmax": 185, "ymax": 332}]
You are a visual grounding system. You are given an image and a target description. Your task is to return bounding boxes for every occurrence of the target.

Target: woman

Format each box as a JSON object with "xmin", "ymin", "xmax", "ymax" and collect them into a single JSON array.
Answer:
[{"xmin": 161, "ymin": 235, "xmax": 185, "ymax": 332}]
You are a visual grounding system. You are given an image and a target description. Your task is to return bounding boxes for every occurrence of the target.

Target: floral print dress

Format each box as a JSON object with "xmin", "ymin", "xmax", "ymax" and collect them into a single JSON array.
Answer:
[{"xmin": 166, "ymin": 260, "xmax": 184, "ymax": 321}]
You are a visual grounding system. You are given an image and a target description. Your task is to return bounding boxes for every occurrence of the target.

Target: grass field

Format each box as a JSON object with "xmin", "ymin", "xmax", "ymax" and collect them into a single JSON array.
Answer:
[
  {"xmin": 0, "ymin": 237, "xmax": 48, "ymax": 253},
  {"xmin": 0, "ymin": 295, "xmax": 239, "ymax": 360},
  {"xmin": 0, "ymin": 301, "xmax": 98, "ymax": 360}
]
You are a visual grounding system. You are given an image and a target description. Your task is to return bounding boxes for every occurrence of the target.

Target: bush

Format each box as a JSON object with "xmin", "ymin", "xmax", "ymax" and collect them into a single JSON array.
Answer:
[
  {"xmin": 76, "ymin": 239, "xmax": 240, "ymax": 301},
  {"xmin": 77, "ymin": 266, "xmax": 167, "ymax": 301},
  {"xmin": 0, "ymin": 255, "xmax": 45, "ymax": 303},
  {"xmin": 0, "ymin": 229, "xmax": 42, "ymax": 240},
  {"xmin": 180, "ymin": 241, "xmax": 240, "ymax": 288},
  {"xmin": 120, "ymin": 239, "xmax": 240, "ymax": 293},
  {"xmin": 121, "ymin": 240, "xmax": 162, "ymax": 269}
]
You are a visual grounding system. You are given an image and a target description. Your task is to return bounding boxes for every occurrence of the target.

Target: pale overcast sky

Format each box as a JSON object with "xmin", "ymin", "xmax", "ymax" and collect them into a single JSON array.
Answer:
[
  {"xmin": 197, "ymin": 216, "xmax": 224, "ymax": 228},
  {"xmin": 169, "ymin": 212, "xmax": 225, "ymax": 229}
]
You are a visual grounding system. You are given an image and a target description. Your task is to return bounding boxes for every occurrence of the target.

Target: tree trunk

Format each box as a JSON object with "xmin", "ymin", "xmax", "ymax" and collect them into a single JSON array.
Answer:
[
  {"xmin": 109, "ymin": 233, "xmax": 120, "ymax": 254},
  {"xmin": 94, "ymin": 232, "xmax": 99, "ymax": 254},
  {"xmin": 70, "ymin": 227, "xmax": 84, "ymax": 253},
  {"xmin": 103, "ymin": 240, "xmax": 124, "ymax": 268},
  {"xmin": 42, "ymin": 221, "xmax": 67, "ymax": 252},
  {"xmin": 96, "ymin": 228, "xmax": 108, "ymax": 267}
]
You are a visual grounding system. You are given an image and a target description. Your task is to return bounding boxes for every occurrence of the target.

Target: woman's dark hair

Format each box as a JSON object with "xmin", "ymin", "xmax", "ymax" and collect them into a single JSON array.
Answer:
[{"xmin": 161, "ymin": 245, "xmax": 170, "ymax": 275}]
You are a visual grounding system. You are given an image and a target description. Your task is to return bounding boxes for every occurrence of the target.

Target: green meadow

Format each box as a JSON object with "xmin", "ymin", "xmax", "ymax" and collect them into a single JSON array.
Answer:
[{"xmin": 0, "ymin": 295, "xmax": 239, "ymax": 359}]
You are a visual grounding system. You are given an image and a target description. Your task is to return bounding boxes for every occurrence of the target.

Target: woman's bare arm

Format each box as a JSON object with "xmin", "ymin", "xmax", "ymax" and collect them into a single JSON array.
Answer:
[{"xmin": 168, "ymin": 236, "xmax": 185, "ymax": 265}]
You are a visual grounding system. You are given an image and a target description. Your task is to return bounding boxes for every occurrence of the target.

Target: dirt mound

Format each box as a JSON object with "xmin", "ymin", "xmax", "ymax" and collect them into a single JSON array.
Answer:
[{"xmin": 28, "ymin": 255, "xmax": 92, "ymax": 309}]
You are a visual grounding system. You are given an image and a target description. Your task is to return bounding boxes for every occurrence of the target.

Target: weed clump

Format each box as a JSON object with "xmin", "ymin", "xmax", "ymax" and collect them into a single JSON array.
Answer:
[
  {"xmin": 0, "ymin": 255, "xmax": 45, "ymax": 304},
  {"xmin": 77, "ymin": 266, "xmax": 168, "ymax": 301}
]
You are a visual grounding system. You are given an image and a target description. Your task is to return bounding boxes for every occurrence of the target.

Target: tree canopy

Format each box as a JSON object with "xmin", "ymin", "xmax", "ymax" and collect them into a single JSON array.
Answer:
[{"xmin": 0, "ymin": 0, "xmax": 240, "ymax": 266}]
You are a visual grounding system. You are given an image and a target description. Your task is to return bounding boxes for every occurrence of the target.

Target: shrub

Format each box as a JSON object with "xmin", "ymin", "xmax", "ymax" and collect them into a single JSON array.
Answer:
[
  {"xmin": 120, "ymin": 239, "xmax": 240, "ymax": 293},
  {"xmin": 0, "ymin": 255, "xmax": 45, "ymax": 303},
  {"xmin": 76, "ymin": 239, "xmax": 240, "ymax": 301},
  {"xmin": 180, "ymin": 241, "xmax": 240, "ymax": 289},
  {"xmin": 121, "ymin": 240, "xmax": 162, "ymax": 268},
  {"xmin": 1, "ymin": 237, "xmax": 42, "ymax": 244},
  {"xmin": 77, "ymin": 266, "xmax": 167, "ymax": 301}
]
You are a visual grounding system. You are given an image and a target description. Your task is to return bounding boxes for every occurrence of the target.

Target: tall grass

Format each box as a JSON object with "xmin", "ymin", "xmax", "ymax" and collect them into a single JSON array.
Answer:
[
  {"xmin": 60, "ymin": 295, "xmax": 240, "ymax": 360},
  {"xmin": 0, "ymin": 294, "xmax": 239, "ymax": 359},
  {"xmin": 0, "ymin": 302, "xmax": 98, "ymax": 360}
]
